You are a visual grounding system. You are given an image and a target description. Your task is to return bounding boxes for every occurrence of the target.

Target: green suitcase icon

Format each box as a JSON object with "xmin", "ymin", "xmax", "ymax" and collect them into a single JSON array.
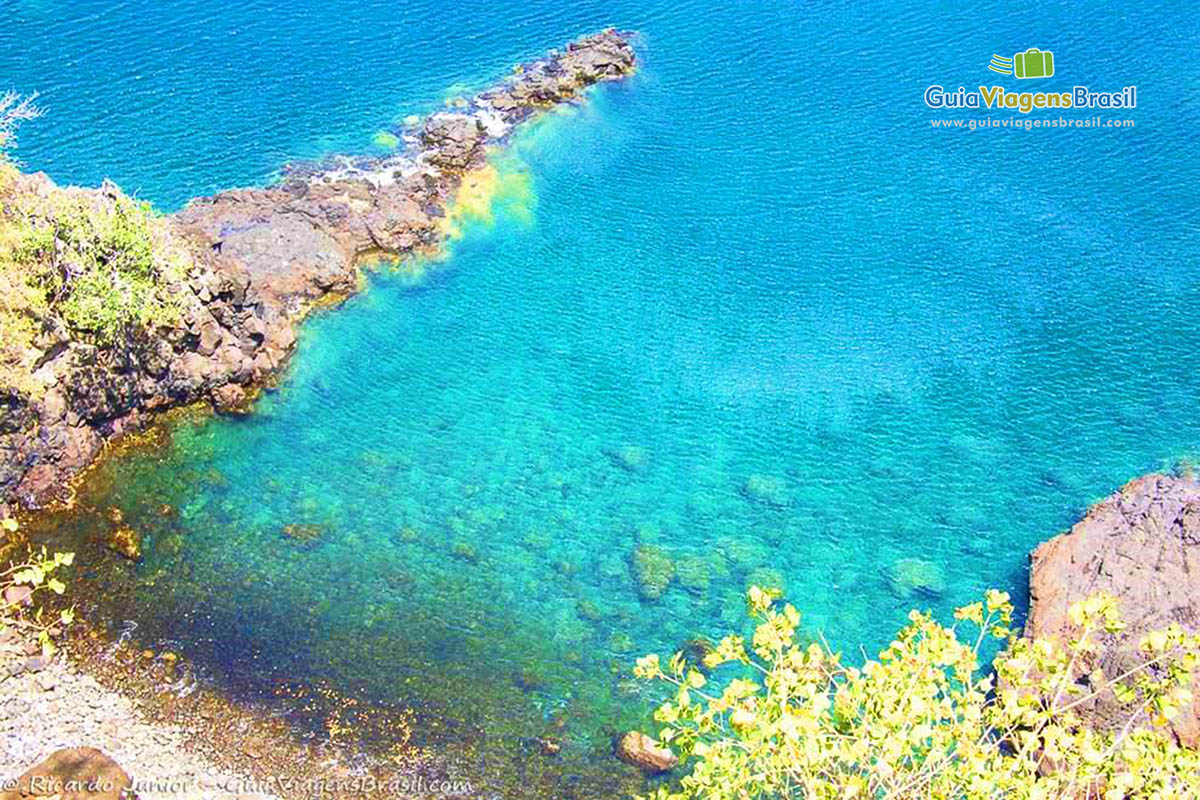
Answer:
[{"xmin": 1013, "ymin": 48, "xmax": 1054, "ymax": 79}]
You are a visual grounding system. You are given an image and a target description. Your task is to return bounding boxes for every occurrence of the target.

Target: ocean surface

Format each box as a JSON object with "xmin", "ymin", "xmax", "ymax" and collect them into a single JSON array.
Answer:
[{"xmin": 4, "ymin": 0, "xmax": 1199, "ymax": 795}]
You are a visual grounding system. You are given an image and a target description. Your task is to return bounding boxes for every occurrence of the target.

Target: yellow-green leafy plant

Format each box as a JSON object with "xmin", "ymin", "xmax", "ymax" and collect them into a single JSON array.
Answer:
[
  {"xmin": 11, "ymin": 186, "xmax": 187, "ymax": 341},
  {"xmin": 1, "ymin": 97, "xmax": 190, "ymax": 394},
  {"xmin": 0, "ymin": 173, "xmax": 189, "ymax": 396},
  {"xmin": 1, "ymin": 518, "xmax": 75, "ymax": 658},
  {"xmin": 633, "ymin": 586, "xmax": 1200, "ymax": 799}
]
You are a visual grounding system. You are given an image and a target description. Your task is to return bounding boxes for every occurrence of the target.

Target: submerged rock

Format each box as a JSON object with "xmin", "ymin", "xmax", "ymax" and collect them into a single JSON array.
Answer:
[
  {"xmin": 630, "ymin": 544, "xmax": 674, "ymax": 601},
  {"xmin": 741, "ymin": 473, "xmax": 792, "ymax": 508},
  {"xmin": 576, "ymin": 599, "xmax": 604, "ymax": 622},
  {"xmin": 716, "ymin": 536, "xmax": 767, "ymax": 571},
  {"xmin": 747, "ymin": 566, "xmax": 788, "ymax": 596},
  {"xmin": 156, "ymin": 533, "xmax": 185, "ymax": 558},
  {"xmin": 675, "ymin": 554, "xmax": 712, "ymax": 595},
  {"xmin": 681, "ymin": 636, "xmax": 716, "ymax": 668},
  {"xmin": 1027, "ymin": 473, "xmax": 1200, "ymax": 747},
  {"xmin": 607, "ymin": 631, "xmax": 636, "ymax": 653},
  {"xmin": 104, "ymin": 525, "xmax": 142, "ymax": 561},
  {"xmin": 883, "ymin": 557, "xmax": 945, "ymax": 600},
  {"xmin": 614, "ymin": 731, "xmax": 678, "ymax": 774},
  {"xmin": 603, "ymin": 445, "xmax": 649, "ymax": 474},
  {"xmin": 451, "ymin": 541, "xmax": 479, "ymax": 563},
  {"xmin": 281, "ymin": 523, "xmax": 325, "ymax": 544}
]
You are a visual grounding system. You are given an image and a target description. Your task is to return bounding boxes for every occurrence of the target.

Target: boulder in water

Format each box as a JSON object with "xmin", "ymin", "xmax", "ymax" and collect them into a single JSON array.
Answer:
[
  {"xmin": 884, "ymin": 557, "xmax": 945, "ymax": 600},
  {"xmin": 631, "ymin": 544, "xmax": 674, "ymax": 601},
  {"xmin": 741, "ymin": 474, "xmax": 791, "ymax": 508},
  {"xmin": 614, "ymin": 731, "xmax": 678, "ymax": 774}
]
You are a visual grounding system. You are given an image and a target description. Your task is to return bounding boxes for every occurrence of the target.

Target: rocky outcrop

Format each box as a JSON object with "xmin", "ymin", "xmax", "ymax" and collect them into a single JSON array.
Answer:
[
  {"xmin": 1026, "ymin": 472, "xmax": 1200, "ymax": 746},
  {"xmin": 614, "ymin": 731, "xmax": 677, "ymax": 774},
  {"xmin": 0, "ymin": 29, "xmax": 635, "ymax": 514}
]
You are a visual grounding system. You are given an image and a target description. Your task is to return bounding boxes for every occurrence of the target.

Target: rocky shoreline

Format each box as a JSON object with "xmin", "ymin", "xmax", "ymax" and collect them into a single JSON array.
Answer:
[
  {"xmin": 0, "ymin": 28, "xmax": 636, "ymax": 515},
  {"xmin": 2, "ymin": 619, "xmax": 486, "ymax": 800},
  {"xmin": 1, "ymin": 628, "xmax": 280, "ymax": 800},
  {"xmin": 1026, "ymin": 471, "xmax": 1200, "ymax": 747}
]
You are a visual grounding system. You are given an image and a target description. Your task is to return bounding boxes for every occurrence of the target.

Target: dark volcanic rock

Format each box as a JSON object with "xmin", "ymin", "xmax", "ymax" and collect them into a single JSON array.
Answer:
[
  {"xmin": 1027, "ymin": 472, "xmax": 1200, "ymax": 746},
  {"xmin": 0, "ymin": 30, "xmax": 636, "ymax": 509}
]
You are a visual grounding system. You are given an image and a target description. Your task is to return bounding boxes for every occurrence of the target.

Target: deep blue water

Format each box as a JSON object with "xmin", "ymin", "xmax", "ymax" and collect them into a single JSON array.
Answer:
[{"xmin": 5, "ymin": 0, "xmax": 1200, "ymax": 793}]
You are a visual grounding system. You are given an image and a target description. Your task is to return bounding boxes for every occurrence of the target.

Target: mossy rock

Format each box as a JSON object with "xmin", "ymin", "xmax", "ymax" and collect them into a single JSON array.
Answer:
[
  {"xmin": 630, "ymin": 544, "xmax": 674, "ymax": 601},
  {"xmin": 741, "ymin": 473, "xmax": 792, "ymax": 508},
  {"xmin": 608, "ymin": 631, "xmax": 636, "ymax": 653},
  {"xmin": 675, "ymin": 554, "xmax": 711, "ymax": 595},
  {"xmin": 105, "ymin": 525, "xmax": 142, "ymax": 561},
  {"xmin": 746, "ymin": 567, "xmax": 787, "ymax": 595},
  {"xmin": 884, "ymin": 557, "xmax": 946, "ymax": 600},
  {"xmin": 603, "ymin": 444, "xmax": 649, "ymax": 474},
  {"xmin": 451, "ymin": 541, "xmax": 479, "ymax": 563}
]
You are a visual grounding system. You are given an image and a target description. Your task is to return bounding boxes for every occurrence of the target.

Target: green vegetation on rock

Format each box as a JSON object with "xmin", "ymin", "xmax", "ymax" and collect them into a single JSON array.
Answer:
[
  {"xmin": 633, "ymin": 587, "xmax": 1200, "ymax": 798},
  {"xmin": 0, "ymin": 150, "xmax": 188, "ymax": 394}
]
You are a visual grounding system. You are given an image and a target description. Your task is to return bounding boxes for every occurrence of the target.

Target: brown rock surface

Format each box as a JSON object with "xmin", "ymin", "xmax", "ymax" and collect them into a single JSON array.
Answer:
[
  {"xmin": 1, "ymin": 747, "xmax": 130, "ymax": 800},
  {"xmin": 614, "ymin": 731, "xmax": 677, "ymax": 774},
  {"xmin": 1027, "ymin": 472, "xmax": 1200, "ymax": 746}
]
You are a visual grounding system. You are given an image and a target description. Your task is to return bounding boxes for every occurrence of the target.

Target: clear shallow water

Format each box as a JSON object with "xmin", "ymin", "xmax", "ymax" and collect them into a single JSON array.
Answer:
[{"xmin": 6, "ymin": 0, "xmax": 1200, "ymax": 794}]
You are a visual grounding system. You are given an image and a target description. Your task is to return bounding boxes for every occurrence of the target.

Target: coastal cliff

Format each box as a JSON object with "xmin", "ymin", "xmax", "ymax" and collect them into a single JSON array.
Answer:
[
  {"xmin": 0, "ymin": 29, "xmax": 635, "ymax": 513},
  {"xmin": 1027, "ymin": 472, "xmax": 1200, "ymax": 746}
]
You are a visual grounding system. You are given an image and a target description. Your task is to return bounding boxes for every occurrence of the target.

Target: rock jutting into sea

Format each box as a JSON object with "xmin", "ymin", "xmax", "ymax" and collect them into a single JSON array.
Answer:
[
  {"xmin": 0, "ymin": 30, "xmax": 636, "ymax": 513},
  {"xmin": 1026, "ymin": 472, "xmax": 1200, "ymax": 747}
]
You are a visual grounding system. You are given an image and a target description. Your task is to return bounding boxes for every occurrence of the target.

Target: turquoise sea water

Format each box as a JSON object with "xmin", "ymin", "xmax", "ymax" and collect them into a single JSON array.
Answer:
[{"xmin": 5, "ymin": 0, "xmax": 1200, "ymax": 794}]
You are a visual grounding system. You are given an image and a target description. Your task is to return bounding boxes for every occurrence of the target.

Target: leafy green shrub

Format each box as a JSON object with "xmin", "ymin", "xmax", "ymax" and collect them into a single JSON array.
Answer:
[
  {"xmin": 0, "ymin": 173, "xmax": 189, "ymax": 392},
  {"xmin": 633, "ymin": 587, "xmax": 1200, "ymax": 799},
  {"xmin": 13, "ymin": 186, "xmax": 186, "ymax": 341},
  {"xmin": 1, "ymin": 517, "xmax": 75, "ymax": 658}
]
